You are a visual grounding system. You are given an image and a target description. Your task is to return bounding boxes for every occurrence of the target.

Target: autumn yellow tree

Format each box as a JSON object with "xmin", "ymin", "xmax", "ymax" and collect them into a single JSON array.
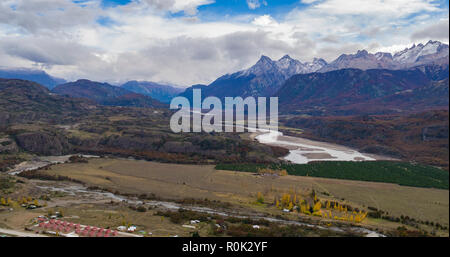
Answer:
[
  {"xmin": 313, "ymin": 201, "xmax": 322, "ymax": 213},
  {"xmin": 281, "ymin": 193, "xmax": 291, "ymax": 208},
  {"xmin": 256, "ymin": 192, "xmax": 264, "ymax": 204},
  {"xmin": 287, "ymin": 202, "xmax": 294, "ymax": 211}
]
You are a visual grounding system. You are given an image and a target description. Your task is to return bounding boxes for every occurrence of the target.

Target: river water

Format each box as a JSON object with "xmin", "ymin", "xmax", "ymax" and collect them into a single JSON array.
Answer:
[
  {"xmin": 254, "ymin": 129, "xmax": 380, "ymax": 164},
  {"xmin": 7, "ymin": 126, "xmax": 386, "ymax": 237}
]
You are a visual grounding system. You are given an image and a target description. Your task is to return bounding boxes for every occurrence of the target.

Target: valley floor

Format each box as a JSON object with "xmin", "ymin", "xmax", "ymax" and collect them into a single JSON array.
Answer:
[{"xmin": 1, "ymin": 158, "xmax": 447, "ymax": 237}]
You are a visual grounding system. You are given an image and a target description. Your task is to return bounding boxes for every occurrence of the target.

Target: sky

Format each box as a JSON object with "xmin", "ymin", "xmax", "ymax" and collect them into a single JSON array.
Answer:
[{"xmin": 0, "ymin": 0, "xmax": 448, "ymax": 86}]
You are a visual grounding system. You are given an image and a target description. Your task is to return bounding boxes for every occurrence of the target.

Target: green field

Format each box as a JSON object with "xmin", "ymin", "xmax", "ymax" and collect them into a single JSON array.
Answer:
[{"xmin": 216, "ymin": 161, "xmax": 449, "ymax": 190}]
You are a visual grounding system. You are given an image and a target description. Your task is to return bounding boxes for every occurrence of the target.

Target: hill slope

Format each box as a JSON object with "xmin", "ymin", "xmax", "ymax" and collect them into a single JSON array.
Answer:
[
  {"xmin": 276, "ymin": 68, "xmax": 447, "ymax": 115},
  {"xmin": 0, "ymin": 79, "xmax": 93, "ymax": 125},
  {"xmin": 282, "ymin": 110, "xmax": 449, "ymax": 168},
  {"xmin": 52, "ymin": 79, "xmax": 166, "ymax": 108},
  {"xmin": 0, "ymin": 68, "xmax": 66, "ymax": 89},
  {"xmin": 121, "ymin": 81, "xmax": 183, "ymax": 104}
]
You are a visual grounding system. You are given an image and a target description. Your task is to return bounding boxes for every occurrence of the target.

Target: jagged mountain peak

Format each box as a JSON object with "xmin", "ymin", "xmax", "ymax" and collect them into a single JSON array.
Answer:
[
  {"xmin": 192, "ymin": 53, "xmax": 329, "ymax": 98},
  {"xmin": 355, "ymin": 49, "xmax": 369, "ymax": 56},
  {"xmin": 319, "ymin": 40, "xmax": 448, "ymax": 72},
  {"xmin": 257, "ymin": 55, "xmax": 274, "ymax": 63},
  {"xmin": 319, "ymin": 49, "xmax": 389, "ymax": 72},
  {"xmin": 247, "ymin": 54, "xmax": 327, "ymax": 75},
  {"xmin": 244, "ymin": 55, "xmax": 278, "ymax": 76},
  {"xmin": 278, "ymin": 54, "xmax": 294, "ymax": 61},
  {"xmin": 276, "ymin": 55, "xmax": 302, "ymax": 71},
  {"xmin": 312, "ymin": 58, "xmax": 327, "ymax": 65},
  {"xmin": 393, "ymin": 40, "xmax": 448, "ymax": 66},
  {"xmin": 375, "ymin": 52, "xmax": 392, "ymax": 58}
]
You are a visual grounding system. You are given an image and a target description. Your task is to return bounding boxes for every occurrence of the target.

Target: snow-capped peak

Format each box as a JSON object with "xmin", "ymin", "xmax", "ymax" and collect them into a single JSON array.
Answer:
[
  {"xmin": 256, "ymin": 55, "xmax": 273, "ymax": 64},
  {"xmin": 374, "ymin": 52, "xmax": 393, "ymax": 60},
  {"xmin": 355, "ymin": 50, "xmax": 369, "ymax": 57},
  {"xmin": 276, "ymin": 55, "xmax": 302, "ymax": 71},
  {"xmin": 279, "ymin": 54, "xmax": 293, "ymax": 61},
  {"xmin": 239, "ymin": 40, "xmax": 447, "ymax": 78},
  {"xmin": 240, "ymin": 54, "xmax": 327, "ymax": 78},
  {"xmin": 241, "ymin": 55, "xmax": 277, "ymax": 77},
  {"xmin": 393, "ymin": 40, "xmax": 446, "ymax": 65},
  {"xmin": 312, "ymin": 58, "xmax": 328, "ymax": 66}
]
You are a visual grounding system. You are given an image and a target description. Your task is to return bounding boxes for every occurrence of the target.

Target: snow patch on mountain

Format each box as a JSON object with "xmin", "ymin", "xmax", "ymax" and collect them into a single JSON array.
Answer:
[
  {"xmin": 241, "ymin": 54, "xmax": 327, "ymax": 79},
  {"xmin": 320, "ymin": 40, "xmax": 448, "ymax": 72}
]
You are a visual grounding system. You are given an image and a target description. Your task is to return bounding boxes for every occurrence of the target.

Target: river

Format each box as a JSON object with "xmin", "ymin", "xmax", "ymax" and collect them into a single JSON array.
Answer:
[
  {"xmin": 253, "ymin": 129, "xmax": 391, "ymax": 164},
  {"xmin": 34, "ymin": 183, "xmax": 384, "ymax": 237}
]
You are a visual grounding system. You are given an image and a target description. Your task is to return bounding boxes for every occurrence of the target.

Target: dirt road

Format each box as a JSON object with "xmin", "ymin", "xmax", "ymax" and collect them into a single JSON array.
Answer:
[{"xmin": 0, "ymin": 228, "xmax": 47, "ymax": 237}]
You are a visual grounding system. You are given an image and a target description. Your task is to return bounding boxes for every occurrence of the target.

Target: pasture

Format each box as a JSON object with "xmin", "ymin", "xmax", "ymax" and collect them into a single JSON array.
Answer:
[{"xmin": 44, "ymin": 158, "xmax": 449, "ymax": 229}]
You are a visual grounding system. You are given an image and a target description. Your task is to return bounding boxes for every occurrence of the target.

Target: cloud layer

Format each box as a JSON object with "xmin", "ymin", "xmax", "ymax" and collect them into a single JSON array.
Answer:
[{"xmin": 0, "ymin": 0, "xmax": 448, "ymax": 86}]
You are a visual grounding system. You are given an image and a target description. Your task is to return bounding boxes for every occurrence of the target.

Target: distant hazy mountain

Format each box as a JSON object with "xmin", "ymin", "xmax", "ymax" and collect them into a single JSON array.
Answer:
[
  {"xmin": 121, "ymin": 81, "xmax": 184, "ymax": 103},
  {"xmin": 276, "ymin": 68, "xmax": 444, "ymax": 115},
  {"xmin": 180, "ymin": 55, "xmax": 327, "ymax": 99},
  {"xmin": 52, "ymin": 79, "xmax": 166, "ymax": 108},
  {"xmin": 0, "ymin": 68, "xmax": 66, "ymax": 89},
  {"xmin": 320, "ymin": 40, "xmax": 449, "ymax": 72}
]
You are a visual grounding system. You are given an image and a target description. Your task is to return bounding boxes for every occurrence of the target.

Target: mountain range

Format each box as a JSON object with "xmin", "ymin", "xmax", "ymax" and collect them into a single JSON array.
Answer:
[
  {"xmin": 0, "ymin": 78, "xmax": 94, "ymax": 125},
  {"xmin": 120, "ymin": 81, "xmax": 184, "ymax": 104},
  {"xmin": 52, "ymin": 79, "xmax": 166, "ymax": 108},
  {"xmin": 0, "ymin": 69, "xmax": 182, "ymax": 105},
  {"xmin": 180, "ymin": 55, "xmax": 328, "ymax": 100},
  {"xmin": 277, "ymin": 68, "xmax": 448, "ymax": 115},
  {"xmin": 0, "ymin": 68, "xmax": 66, "ymax": 89},
  {"xmin": 319, "ymin": 40, "xmax": 448, "ymax": 72},
  {"xmin": 179, "ymin": 40, "xmax": 448, "ymax": 101},
  {"xmin": 0, "ymin": 40, "xmax": 448, "ymax": 168},
  {"xmin": 1, "ymin": 40, "xmax": 448, "ymax": 116}
]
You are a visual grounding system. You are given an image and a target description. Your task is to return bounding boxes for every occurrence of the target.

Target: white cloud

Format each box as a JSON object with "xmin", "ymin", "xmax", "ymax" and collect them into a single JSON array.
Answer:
[
  {"xmin": 310, "ymin": 0, "xmax": 439, "ymax": 17},
  {"xmin": 411, "ymin": 19, "xmax": 449, "ymax": 42},
  {"xmin": 142, "ymin": 0, "xmax": 215, "ymax": 15},
  {"xmin": 283, "ymin": 0, "xmax": 448, "ymax": 60},
  {"xmin": 0, "ymin": 0, "xmax": 100, "ymax": 33},
  {"xmin": 247, "ymin": 0, "xmax": 267, "ymax": 10},
  {"xmin": 300, "ymin": 0, "xmax": 320, "ymax": 4},
  {"xmin": 0, "ymin": 0, "xmax": 448, "ymax": 86},
  {"xmin": 252, "ymin": 15, "xmax": 278, "ymax": 27}
]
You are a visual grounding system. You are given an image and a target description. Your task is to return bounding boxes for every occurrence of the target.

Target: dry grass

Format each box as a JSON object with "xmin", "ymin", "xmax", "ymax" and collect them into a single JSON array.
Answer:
[
  {"xmin": 55, "ymin": 204, "xmax": 206, "ymax": 237},
  {"xmin": 0, "ymin": 209, "xmax": 45, "ymax": 230},
  {"xmin": 46, "ymin": 158, "xmax": 449, "ymax": 228}
]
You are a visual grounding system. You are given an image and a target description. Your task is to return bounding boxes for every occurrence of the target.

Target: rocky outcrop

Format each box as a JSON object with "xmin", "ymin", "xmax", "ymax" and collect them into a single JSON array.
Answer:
[
  {"xmin": 15, "ymin": 132, "xmax": 71, "ymax": 156},
  {"xmin": 0, "ymin": 137, "xmax": 19, "ymax": 154}
]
